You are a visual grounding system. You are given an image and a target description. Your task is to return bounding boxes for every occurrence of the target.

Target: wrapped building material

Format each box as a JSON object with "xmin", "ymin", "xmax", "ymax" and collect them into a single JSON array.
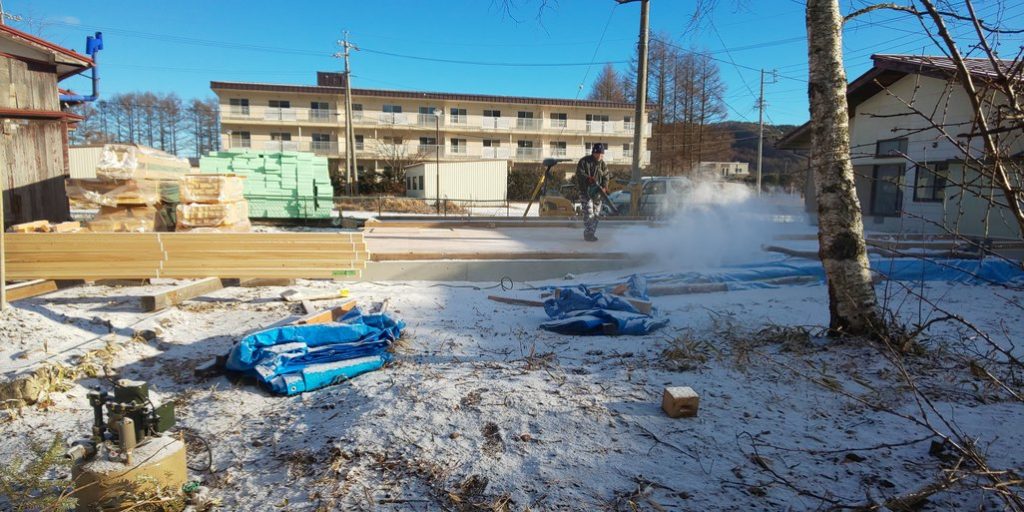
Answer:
[
  {"xmin": 66, "ymin": 179, "xmax": 160, "ymax": 208},
  {"xmin": 180, "ymin": 174, "xmax": 245, "ymax": 204},
  {"xmin": 86, "ymin": 205, "xmax": 165, "ymax": 233},
  {"xmin": 176, "ymin": 200, "xmax": 249, "ymax": 228},
  {"xmin": 198, "ymin": 150, "xmax": 333, "ymax": 219},
  {"xmin": 95, "ymin": 144, "xmax": 191, "ymax": 181}
]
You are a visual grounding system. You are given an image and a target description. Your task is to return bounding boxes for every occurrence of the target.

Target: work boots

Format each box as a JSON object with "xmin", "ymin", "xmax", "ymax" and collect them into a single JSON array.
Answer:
[{"xmin": 584, "ymin": 233, "xmax": 599, "ymax": 242}]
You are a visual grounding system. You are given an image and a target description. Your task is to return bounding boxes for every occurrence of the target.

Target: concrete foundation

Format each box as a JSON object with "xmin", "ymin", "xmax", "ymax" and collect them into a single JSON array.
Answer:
[{"xmin": 363, "ymin": 259, "xmax": 639, "ymax": 282}]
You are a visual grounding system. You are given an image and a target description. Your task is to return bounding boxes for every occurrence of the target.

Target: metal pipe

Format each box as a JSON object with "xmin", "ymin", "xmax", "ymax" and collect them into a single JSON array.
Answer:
[{"xmin": 59, "ymin": 33, "xmax": 103, "ymax": 103}]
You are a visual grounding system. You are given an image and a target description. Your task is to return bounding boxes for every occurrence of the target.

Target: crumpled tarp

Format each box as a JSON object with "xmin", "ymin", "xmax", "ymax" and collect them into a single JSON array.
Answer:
[
  {"xmin": 541, "ymin": 275, "xmax": 668, "ymax": 335},
  {"xmin": 225, "ymin": 310, "xmax": 404, "ymax": 395}
]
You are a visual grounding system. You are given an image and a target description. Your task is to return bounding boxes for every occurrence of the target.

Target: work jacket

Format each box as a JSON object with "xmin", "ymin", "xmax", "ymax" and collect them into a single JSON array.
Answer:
[{"xmin": 574, "ymin": 155, "xmax": 609, "ymax": 200}]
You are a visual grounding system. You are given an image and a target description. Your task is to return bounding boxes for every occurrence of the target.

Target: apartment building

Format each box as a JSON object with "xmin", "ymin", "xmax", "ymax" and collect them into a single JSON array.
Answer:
[{"xmin": 211, "ymin": 72, "xmax": 650, "ymax": 182}]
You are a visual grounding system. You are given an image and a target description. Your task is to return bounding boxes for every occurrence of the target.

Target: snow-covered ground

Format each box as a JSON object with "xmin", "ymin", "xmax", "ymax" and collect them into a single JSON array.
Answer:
[{"xmin": 2, "ymin": 270, "xmax": 1022, "ymax": 510}]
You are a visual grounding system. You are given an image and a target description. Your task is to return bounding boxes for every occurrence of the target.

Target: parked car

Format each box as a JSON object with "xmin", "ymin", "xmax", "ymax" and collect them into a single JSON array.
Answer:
[{"xmin": 603, "ymin": 176, "xmax": 695, "ymax": 217}]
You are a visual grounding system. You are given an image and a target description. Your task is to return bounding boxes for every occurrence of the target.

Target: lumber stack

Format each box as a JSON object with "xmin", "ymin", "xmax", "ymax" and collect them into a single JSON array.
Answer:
[
  {"xmin": 67, "ymin": 144, "xmax": 190, "ymax": 232},
  {"xmin": 198, "ymin": 149, "xmax": 334, "ymax": 220},
  {"xmin": 176, "ymin": 175, "xmax": 251, "ymax": 232},
  {"xmin": 4, "ymin": 232, "xmax": 368, "ymax": 280}
]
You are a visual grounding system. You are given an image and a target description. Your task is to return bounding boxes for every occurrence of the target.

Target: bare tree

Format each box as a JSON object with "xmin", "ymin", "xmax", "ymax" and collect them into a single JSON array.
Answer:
[
  {"xmin": 588, "ymin": 63, "xmax": 626, "ymax": 103},
  {"xmin": 806, "ymin": 0, "xmax": 882, "ymax": 335}
]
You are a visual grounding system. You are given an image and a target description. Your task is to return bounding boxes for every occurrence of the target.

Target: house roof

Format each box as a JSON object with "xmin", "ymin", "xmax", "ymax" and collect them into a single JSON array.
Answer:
[
  {"xmin": 776, "ymin": 54, "xmax": 1020, "ymax": 150},
  {"xmin": 210, "ymin": 80, "xmax": 637, "ymax": 110},
  {"xmin": 0, "ymin": 24, "xmax": 93, "ymax": 79}
]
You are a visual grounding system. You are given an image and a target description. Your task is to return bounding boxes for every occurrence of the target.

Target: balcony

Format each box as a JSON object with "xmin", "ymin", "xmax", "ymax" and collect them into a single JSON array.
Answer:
[
  {"xmin": 449, "ymin": 145, "xmax": 469, "ymax": 156},
  {"xmin": 264, "ymin": 108, "xmax": 298, "ymax": 122},
  {"xmin": 516, "ymin": 118, "xmax": 543, "ymax": 130},
  {"xmin": 482, "ymin": 147, "xmax": 512, "ymax": 159},
  {"xmin": 222, "ymin": 107, "xmax": 253, "ymax": 120},
  {"xmin": 417, "ymin": 144, "xmax": 445, "ymax": 156},
  {"xmin": 307, "ymin": 109, "xmax": 338, "ymax": 123},
  {"xmin": 378, "ymin": 112, "xmax": 412, "ymax": 125},
  {"xmin": 309, "ymin": 141, "xmax": 339, "ymax": 155},
  {"xmin": 515, "ymin": 147, "xmax": 542, "ymax": 159},
  {"xmin": 481, "ymin": 117, "xmax": 512, "ymax": 130},
  {"xmin": 586, "ymin": 120, "xmax": 616, "ymax": 134},
  {"xmin": 549, "ymin": 147, "xmax": 568, "ymax": 157},
  {"xmin": 262, "ymin": 140, "xmax": 300, "ymax": 151},
  {"xmin": 416, "ymin": 113, "xmax": 441, "ymax": 127}
]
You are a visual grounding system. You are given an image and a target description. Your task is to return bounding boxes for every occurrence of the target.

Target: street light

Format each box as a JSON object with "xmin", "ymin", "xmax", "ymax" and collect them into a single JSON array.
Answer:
[{"xmin": 435, "ymin": 109, "xmax": 443, "ymax": 215}]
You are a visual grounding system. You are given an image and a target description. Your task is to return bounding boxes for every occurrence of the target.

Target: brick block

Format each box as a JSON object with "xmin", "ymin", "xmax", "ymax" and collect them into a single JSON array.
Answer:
[{"xmin": 662, "ymin": 386, "xmax": 699, "ymax": 418}]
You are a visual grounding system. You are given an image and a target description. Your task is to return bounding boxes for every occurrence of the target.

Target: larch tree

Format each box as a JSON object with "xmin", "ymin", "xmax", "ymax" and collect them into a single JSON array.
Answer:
[
  {"xmin": 588, "ymin": 63, "xmax": 627, "ymax": 103},
  {"xmin": 806, "ymin": 0, "xmax": 882, "ymax": 335}
]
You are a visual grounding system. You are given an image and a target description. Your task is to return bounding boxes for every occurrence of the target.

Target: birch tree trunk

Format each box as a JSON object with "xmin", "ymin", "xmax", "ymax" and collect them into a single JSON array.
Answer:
[{"xmin": 806, "ymin": 0, "xmax": 881, "ymax": 335}]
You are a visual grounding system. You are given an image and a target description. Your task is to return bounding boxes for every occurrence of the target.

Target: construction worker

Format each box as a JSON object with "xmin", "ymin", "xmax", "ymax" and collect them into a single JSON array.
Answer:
[{"xmin": 575, "ymin": 143, "xmax": 609, "ymax": 242}]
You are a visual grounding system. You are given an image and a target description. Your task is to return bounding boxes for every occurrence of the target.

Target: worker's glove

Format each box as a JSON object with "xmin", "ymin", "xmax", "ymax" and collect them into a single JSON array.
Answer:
[{"xmin": 602, "ymin": 187, "xmax": 608, "ymax": 195}]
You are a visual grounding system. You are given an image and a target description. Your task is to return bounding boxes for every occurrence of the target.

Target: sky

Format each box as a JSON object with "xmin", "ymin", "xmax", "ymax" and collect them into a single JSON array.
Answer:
[{"xmin": 5, "ymin": 0, "xmax": 1023, "ymax": 127}]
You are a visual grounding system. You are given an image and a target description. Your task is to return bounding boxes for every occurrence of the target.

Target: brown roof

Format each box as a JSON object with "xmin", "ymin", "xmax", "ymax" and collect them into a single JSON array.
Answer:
[
  {"xmin": 0, "ymin": 24, "xmax": 93, "ymax": 78},
  {"xmin": 210, "ymin": 80, "xmax": 636, "ymax": 110},
  {"xmin": 776, "ymin": 54, "xmax": 1020, "ymax": 150}
]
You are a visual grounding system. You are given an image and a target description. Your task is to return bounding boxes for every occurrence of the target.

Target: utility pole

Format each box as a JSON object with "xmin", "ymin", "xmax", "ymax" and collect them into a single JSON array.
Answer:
[
  {"xmin": 617, "ymin": 0, "xmax": 649, "ymax": 216},
  {"xmin": 756, "ymin": 68, "xmax": 777, "ymax": 196},
  {"xmin": 335, "ymin": 33, "xmax": 359, "ymax": 196}
]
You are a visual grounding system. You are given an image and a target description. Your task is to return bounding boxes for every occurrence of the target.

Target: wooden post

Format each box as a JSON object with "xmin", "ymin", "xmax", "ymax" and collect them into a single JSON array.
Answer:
[{"xmin": 1, "ymin": 164, "xmax": 6, "ymax": 311}]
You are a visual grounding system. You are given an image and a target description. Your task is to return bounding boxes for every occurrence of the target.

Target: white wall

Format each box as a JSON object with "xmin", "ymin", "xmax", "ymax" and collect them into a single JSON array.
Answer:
[{"xmin": 405, "ymin": 160, "xmax": 509, "ymax": 205}]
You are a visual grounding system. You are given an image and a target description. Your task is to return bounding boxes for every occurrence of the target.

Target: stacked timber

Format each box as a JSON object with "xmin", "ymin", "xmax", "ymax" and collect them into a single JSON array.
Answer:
[
  {"xmin": 4, "ymin": 232, "xmax": 368, "ymax": 280},
  {"xmin": 67, "ymin": 144, "xmax": 190, "ymax": 232},
  {"xmin": 5, "ymin": 220, "xmax": 81, "ymax": 233},
  {"xmin": 176, "ymin": 174, "xmax": 251, "ymax": 232},
  {"xmin": 198, "ymin": 149, "xmax": 334, "ymax": 220}
]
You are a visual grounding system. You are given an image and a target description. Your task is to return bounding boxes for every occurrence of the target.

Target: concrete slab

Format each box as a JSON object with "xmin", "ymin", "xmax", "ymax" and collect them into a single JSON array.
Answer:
[{"xmin": 363, "ymin": 259, "xmax": 640, "ymax": 282}]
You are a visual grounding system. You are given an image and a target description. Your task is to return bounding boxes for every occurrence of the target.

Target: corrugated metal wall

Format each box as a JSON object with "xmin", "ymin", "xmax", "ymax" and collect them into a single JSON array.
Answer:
[
  {"xmin": 68, "ymin": 146, "xmax": 105, "ymax": 179},
  {"xmin": 404, "ymin": 160, "xmax": 508, "ymax": 205}
]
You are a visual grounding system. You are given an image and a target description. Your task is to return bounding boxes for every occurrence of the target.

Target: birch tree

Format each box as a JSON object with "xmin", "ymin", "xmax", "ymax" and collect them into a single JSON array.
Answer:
[{"xmin": 806, "ymin": 0, "xmax": 882, "ymax": 335}]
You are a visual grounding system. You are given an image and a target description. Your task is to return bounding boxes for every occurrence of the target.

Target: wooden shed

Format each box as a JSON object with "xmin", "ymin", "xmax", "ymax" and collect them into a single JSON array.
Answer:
[{"xmin": 0, "ymin": 24, "xmax": 93, "ymax": 228}]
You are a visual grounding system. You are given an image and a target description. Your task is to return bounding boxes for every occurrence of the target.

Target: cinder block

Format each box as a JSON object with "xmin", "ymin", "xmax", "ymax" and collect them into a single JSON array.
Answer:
[{"xmin": 662, "ymin": 386, "xmax": 699, "ymax": 418}]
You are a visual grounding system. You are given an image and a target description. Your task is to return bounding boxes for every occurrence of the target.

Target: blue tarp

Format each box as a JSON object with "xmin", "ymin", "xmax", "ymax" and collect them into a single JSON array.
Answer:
[
  {"xmin": 541, "ymin": 276, "xmax": 668, "ymax": 336},
  {"xmin": 638, "ymin": 258, "xmax": 1024, "ymax": 291},
  {"xmin": 226, "ymin": 310, "xmax": 405, "ymax": 395}
]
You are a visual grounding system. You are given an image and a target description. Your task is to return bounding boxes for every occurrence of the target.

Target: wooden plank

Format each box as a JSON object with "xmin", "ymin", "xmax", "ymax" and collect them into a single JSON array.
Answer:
[
  {"xmin": 6, "ymin": 280, "xmax": 58, "ymax": 301},
  {"xmin": 292, "ymin": 299, "xmax": 358, "ymax": 325},
  {"xmin": 141, "ymin": 277, "xmax": 224, "ymax": 312},
  {"xmin": 487, "ymin": 295, "xmax": 546, "ymax": 307},
  {"xmin": 237, "ymin": 278, "xmax": 296, "ymax": 287}
]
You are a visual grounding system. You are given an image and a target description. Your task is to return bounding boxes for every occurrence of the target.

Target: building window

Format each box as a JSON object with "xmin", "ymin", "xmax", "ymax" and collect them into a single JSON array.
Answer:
[
  {"xmin": 586, "ymin": 114, "xmax": 610, "ymax": 122},
  {"xmin": 483, "ymin": 139, "xmax": 501, "ymax": 147},
  {"xmin": 229, "ymin": 98, "xmax": 249, "ymax": 115},
  {"xmin": 270, "ymin": 132, "xmax": 292, "ymax": 141},
  {"xmin": 871, "ymin": 164, "xmax": 904, "ymax": 216},
  {"xmin": 351, "ymin": 103, "xmax": 363, "ymax": 120},
  {"xmin": 419, "ymin": 106, "xmax": 437, "ymax": 114},
  {"xmin": 420, "ymin": 136, "xmax": 437, "ymax": 146},
  {"xmin": 383, "ymin": 104, "xmax": 403, "ymax": 113},
  {"xmin": 230, "ymin": 131, "xmax": 251, "ymax": 148},
  {"xmin": 310, "ymin": 101, "xmax": 331, "ymax": 120},
  {"xmin": 483, "ymin": 109, "xmax": 501, "ymax": 117},
  {"xmin": 876, "ymin": 138, "xmax": 908, "ymax": 157},
  {"xmin": 517, "ymin": 140, "xmax": 533, "ymax": 148},
  {"xmin": 269, "ymin": 100, "xmax": 291, "ymax": 109},
  {"xmin": 549, "ymin": 141, "xmax": 566, "ymax": 157},
  {"xmin": 355, "ymin": 135, "xmax": 364, "ymax": 150},
  {"xmin": 450, "ymin": 138, "xmax": 467, "ymax": 154},
  {"xmin": 450, "ymin": 107, "xmax": 467, "ymax": 123},
  {"xmin": 517, "ymin": 111, "xmax": 538, "ymax": 129},
  {"xmin": 311, "ymin": 133, "xmax": 332, "ymax": 152},
  {"xmin": 418, "ymin": 176, "xmax": 424, "ymax": 190},
  {"xmin": 550, "ymin": 113, "xmax": 567, "ymax": 128},
  {"xmin": 914, "ymin": 162, "xmax": 948, "ymax": 202}
]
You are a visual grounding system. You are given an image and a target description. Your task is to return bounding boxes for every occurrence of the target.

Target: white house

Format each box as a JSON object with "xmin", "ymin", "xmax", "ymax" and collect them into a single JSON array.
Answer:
[
  {"xmin": 779, "ymin": 54, "xmax": 1023, "ymax": 239},
  {"xmin": 404, "ymin": 160, "xmax": 509, "ymax": 206}
]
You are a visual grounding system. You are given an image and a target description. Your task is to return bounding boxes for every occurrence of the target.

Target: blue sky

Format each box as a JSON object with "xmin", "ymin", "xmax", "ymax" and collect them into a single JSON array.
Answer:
[{"xmin": 7, "ymin": 0, "xmax": 1022, "ymax": 126}]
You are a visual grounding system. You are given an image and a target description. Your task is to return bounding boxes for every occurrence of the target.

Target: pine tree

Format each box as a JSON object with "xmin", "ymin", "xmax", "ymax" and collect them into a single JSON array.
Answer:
[{"xmin": 588, "ymin": 63, "xmax": 626, "ymax": 103}]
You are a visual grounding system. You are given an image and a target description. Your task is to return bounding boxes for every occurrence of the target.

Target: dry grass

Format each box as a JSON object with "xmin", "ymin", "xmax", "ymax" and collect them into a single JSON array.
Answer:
[{"xmin": 335, "ymin": 196, "xmax": 468, "ymax": 215}]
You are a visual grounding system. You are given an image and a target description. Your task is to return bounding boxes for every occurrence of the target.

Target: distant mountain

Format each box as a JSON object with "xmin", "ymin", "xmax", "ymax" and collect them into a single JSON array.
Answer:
[{"xmin": 716, "ymin": 121, "xmax": 807, "ymax": 187}]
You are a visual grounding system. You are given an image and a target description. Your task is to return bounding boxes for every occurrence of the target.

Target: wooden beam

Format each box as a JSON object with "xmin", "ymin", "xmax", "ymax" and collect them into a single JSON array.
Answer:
[
  {"xmin": 6, "ymin": 280, "xmax": 58, "ymax": 302},
  {"xmin": 237, "ymin": 278, "xmax": 296, "ymax": 287},
  {"xmin": 292, "ymin": 299, "xmax": 358, "ymax": 325},
  {"xmin": 487, "ymin": 295, "xmax": 546, "ymax": 307},
  {"xmin": 141, "ymin": 277, "xmax": 224, "ymax": 312}
]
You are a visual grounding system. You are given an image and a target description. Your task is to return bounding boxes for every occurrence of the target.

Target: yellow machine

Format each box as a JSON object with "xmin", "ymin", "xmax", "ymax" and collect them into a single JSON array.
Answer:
[
  {"xmin": 524, "ymin": 158, "xmax": 578, "ymax": 218},
  {"xmin": 67, "ymin": 380, "xmax": 186, "ymax": 510}
]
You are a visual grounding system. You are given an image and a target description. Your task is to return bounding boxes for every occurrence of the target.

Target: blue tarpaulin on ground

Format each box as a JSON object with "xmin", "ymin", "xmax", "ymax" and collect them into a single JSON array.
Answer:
[
  {"xmin": 541, "ymin": 276, "xmax": 668, "ymax": 336},
  {"xmin": 637, "ymin": 258, "xmax": 1024, "ymax": 291},
  {"xmin": 225, "ymin": 310, "xmax": 404, "ymax": 395}
]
